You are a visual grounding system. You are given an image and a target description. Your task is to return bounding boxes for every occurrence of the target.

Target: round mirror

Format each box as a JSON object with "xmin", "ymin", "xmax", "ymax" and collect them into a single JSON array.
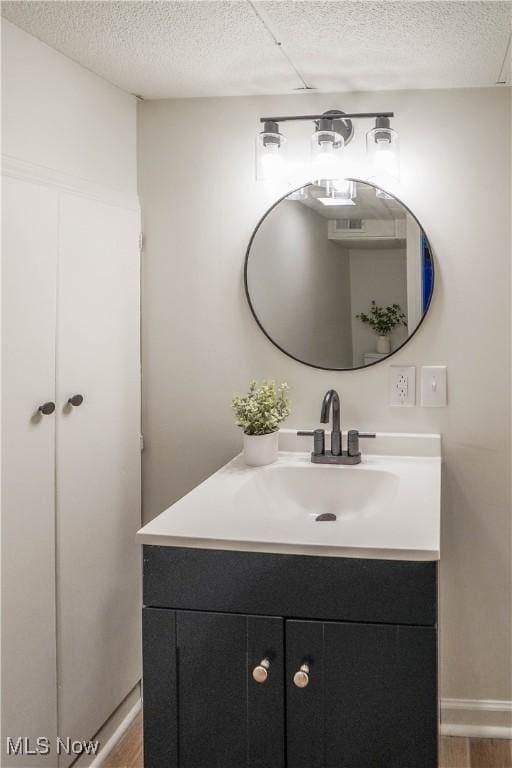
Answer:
[{"xmin": 245, "ymin": 180, "xmax": 434, "ymax": 370}]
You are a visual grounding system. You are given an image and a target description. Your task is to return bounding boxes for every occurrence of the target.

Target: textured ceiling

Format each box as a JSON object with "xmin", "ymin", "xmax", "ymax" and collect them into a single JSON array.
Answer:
[{"xmin": 2, "ymin": 1, "xmax": 511, "ymax": 99}]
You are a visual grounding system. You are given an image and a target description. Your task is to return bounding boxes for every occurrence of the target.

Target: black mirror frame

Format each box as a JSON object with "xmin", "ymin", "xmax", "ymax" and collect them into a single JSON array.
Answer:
[{"xmin": 244, "ymin": 178, "xmax": 435, "ymax": 372}]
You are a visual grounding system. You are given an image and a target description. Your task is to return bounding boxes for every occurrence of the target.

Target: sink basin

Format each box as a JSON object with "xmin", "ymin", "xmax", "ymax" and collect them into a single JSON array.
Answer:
[
  {"xmin": 137, "ymin": 430, "xmax": 441, "ymax": 561},
  {"xmin": 234, "ymin": 465, "xmax": 399, "ymax": 523}
]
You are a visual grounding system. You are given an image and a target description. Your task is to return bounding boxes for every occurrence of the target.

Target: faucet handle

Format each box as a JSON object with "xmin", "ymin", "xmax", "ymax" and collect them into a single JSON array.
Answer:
[
  {"xmin": 297, "ymin": 429, "xmax": 325, "ymax": 456},
  {"xmin": 347, "ymin": 430, "xmax": 376, "ymax": 457}
]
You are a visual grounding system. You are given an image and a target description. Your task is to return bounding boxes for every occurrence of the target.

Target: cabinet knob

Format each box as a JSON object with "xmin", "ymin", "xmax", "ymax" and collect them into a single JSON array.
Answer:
[
  {"xmin": 38, "ymin": 402, "xmax": 55, "ymax": 415},
  {"xmin": 67, "ymin": 394, "xmax": 84, "ymax": 407},
  {"xmin": 252, "ymin": 658, "xmax": 270, "ymax": 684},
  {"xmin": 293, "ymin": 663, "xmax": 310, "ymax": 688}
]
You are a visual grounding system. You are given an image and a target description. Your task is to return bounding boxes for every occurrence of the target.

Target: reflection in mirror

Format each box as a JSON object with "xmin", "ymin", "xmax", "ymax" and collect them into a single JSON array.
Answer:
[{"xmin": 245, "ymin": 181, "xmax": 433, "ymax": 370}]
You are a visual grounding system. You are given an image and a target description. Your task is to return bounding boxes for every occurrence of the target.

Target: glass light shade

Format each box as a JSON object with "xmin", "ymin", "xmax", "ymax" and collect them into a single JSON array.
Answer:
[
  {"xmin": 366, "ymin": 125, "xmax": 400, "ymax": 181},
  {"xmin": 316, "ymin": 178, "xmax": 355, "ymax": 206},
  {"xmin": 325, "ymin": 178, "xmax": 355, "ymax": 201},
  {"xmin": 311, "ymin": 129, "xmax": 344, "ymax": 186},
  {"xmin": 256, "ymin": 130, "xmax": 287, "ymax": 181}
]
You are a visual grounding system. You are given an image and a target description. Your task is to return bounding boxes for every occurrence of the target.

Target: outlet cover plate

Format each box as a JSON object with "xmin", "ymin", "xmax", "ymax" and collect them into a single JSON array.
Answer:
[
  {"xmin": 421, "ymin": 365, "xmax": 447, "ymax": 407},
  {"xmin": 389, "ymin": 366, "xmax": 416, "ymax": 406}
]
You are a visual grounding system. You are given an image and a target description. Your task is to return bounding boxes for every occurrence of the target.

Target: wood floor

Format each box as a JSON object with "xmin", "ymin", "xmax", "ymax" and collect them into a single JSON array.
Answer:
[
  {"xmin": 104, "ymin": 713, "xmax": 512, "ymax": 768},
  {"xmin": 103, "ymin": 713, "xmax": 142, "ymax": 768}
]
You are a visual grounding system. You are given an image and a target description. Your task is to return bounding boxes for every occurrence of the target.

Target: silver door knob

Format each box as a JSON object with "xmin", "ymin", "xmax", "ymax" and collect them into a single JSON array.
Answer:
[
  {"xmin": 67, "ymin": 394, "xmax": 84, "ymax": 407},
  {"xmin": 293, "ymin": 663, "xmax": 310, "ymax": 688},
  {"xmin": 38, "ymin": 402, "xmax": 55, "ymax": 415},
  {"xmin": 252, "ymin": 658, "xmax": 270, "ymax": 683}
]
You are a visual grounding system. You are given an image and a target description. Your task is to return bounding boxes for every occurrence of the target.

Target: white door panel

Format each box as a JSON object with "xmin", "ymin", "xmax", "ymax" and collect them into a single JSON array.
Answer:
[
  {"xmin": 1, "ymin": 176, "xmax": 59, "ymax": 766},
  {"xmin": 56, "ymin": 193, "xmax": 141, "ymax": 763}
]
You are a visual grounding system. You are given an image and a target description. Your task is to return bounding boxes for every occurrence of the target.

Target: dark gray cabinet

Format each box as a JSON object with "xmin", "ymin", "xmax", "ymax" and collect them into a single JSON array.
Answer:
[
  {"xmin": 143, "ymin": 608, "xmax": 285, "ymax": 768},
  {"xmin": 142, "ymin": 546, "xmax": 438, "ymax": 768},
  {"xmin": 286, "ymin": 620, "xmax": 437, "ymax": 768}
]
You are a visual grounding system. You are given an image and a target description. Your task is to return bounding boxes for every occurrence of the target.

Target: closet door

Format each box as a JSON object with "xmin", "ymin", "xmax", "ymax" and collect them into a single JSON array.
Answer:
[
  {"xmin": 1, "ymin": 176, "xmax": 59, "ymax": 765},
  {"xmin": 56, "ymin": 193, "xmax": 141, "ymax": 762}
]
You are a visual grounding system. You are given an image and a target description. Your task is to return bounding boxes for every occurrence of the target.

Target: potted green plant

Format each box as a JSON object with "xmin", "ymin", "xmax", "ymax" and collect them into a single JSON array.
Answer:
[
  {"xmin": 356, "ymin": 301, "xmax": 407, "ymax": 354},
  {"xmin": 231, "ymin": 380, "xmax": 290, "ymax": 466}
]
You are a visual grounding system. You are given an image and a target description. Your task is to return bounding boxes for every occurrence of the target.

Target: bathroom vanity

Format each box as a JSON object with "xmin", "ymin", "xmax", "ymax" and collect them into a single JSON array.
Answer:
[{"xmin": 138, "ymin": 431, "xmax": 441, "ymax": 768}]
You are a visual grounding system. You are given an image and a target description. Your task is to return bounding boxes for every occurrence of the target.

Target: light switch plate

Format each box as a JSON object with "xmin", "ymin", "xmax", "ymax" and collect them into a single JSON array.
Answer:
[
  {"xmin": 421, "ymin": 366, "xmax": 447, "ymax": 407},
  {"xmin": 389, "ymin": 366, "xmax": 416, "ymax": 406}
]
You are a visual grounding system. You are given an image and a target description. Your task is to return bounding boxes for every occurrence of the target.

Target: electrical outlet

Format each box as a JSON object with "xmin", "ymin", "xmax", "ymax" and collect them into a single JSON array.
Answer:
[{"xmin": 389, "ymin": 366, "xmax": 416, "ymax": 406}]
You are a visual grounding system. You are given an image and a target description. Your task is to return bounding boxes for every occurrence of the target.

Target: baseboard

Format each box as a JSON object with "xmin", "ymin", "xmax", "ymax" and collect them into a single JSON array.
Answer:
[
  {"xmin": 90, "ymin": 696, "xmax": 141, "ymax": 767},
  {"xmin": 441, "ymin": 723, "xmax": 512, "ymax": 739},
  {"xmin": 441, "ymin": 698, "xmax": 512, "ymax": 739},
  {"xmin": 69, "ymin": 691, "xmax": 512, "ymax": 761},
  {"xmin": 72, "ymin": 684, "xmax": 142, "ymax": 768}
]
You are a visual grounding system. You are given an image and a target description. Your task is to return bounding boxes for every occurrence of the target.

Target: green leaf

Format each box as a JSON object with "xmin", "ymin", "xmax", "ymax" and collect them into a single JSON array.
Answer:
[
  {"xmin": 231, "ymin": 380, "xmax": 291, "ymax": 435},
  {"xmin": 355, "ymin": 301, "xmax": 407, "ymax": 335}
]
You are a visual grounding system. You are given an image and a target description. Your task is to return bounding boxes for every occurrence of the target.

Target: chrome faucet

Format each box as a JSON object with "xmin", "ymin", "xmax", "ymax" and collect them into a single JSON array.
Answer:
[{"xmin": 298, "ymin": 390, "xmax": 376, "ymax": 465}]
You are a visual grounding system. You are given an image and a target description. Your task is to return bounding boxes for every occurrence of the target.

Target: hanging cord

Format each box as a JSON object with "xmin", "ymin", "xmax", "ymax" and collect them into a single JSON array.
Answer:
[
  {"xmin": 496, "ymin": 27, "xmax": 511, "ymax": 84},
  {"xmin": 247, "ymin": 0, "xmax": 315, "ymax": 90}
]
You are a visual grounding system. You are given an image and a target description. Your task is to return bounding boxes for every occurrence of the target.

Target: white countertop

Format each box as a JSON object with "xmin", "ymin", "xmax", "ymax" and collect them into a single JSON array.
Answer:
[{"xmin": 137, "ymin": 431, "xmax": 441, "ymax": 562}]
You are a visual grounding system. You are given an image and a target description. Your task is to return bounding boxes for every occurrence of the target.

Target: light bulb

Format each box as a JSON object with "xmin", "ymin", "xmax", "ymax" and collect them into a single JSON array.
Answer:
[
  {"xmin": 318, "ymin": 141, "xmax": 334, "ymax": 158},
  {"xmin": 373, "ymin": 139, "xmax": 399, "ymax": 178},
  {"xmin": 366, "ymin": 117, "xmax": 400, "ymax": 184},
  {"xmin": 260, "ymin": 144, "xmax": 284, "ymax": 175},
  {"xmin": 311, "ymin": 120, "xmax": 345, "ymax": 186},
  {"xmin": 255, "ymin": 121, "xmax": 287, "ymax": 181}
]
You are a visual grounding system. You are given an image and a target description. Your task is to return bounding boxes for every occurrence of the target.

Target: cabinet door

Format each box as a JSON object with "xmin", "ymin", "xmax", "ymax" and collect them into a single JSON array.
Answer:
[
  {"xmin": 1, "ymin": 176, "xmax": 59, "ymax": 766},
  {"xmin": 56, "ymin": 193, "xmax": 141, "ymax": 765},
  {"xmin": 286, "ymin": 620, "xmax": 437, "ymax": 768},
  {"xmin": 143, "ymin": 609, "xmax": 285, "ymax": 768}
]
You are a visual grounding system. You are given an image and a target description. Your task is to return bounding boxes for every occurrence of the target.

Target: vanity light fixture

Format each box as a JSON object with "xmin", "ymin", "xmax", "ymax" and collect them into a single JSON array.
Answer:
[
  {"xmin": 366, "ymin": 116, "xmax": 400, "ymax": 182},
  {"xmin": 255, "ymin": 109, "xmax": 397, "ymax": 186}
]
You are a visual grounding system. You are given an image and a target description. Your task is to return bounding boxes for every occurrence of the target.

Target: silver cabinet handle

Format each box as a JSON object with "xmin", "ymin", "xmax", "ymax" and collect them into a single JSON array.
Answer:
[
  {"xmin": 293, "ymin": 663, "xmax": 310, "ymax": 688},
  {"xmin": 38, "ymin": 402, "xmax": 55, "ymax": 415},
  {"xmin": 67, "ymin": 394, "xmax": 84, "ymax": 407},
  {"xmin": 252, "ymin": 658, "xmax": 270, "ymax": 684}
]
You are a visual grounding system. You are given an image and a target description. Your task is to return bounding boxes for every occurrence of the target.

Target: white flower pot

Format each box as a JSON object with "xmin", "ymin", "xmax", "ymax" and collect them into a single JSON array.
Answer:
[
  {"xmin": 243, "ymin": 431, "xmax": 279, "ymax": 467},
  {"xmin": 376, "ymin": 335, "xmax": 391, "ymax": 354}
]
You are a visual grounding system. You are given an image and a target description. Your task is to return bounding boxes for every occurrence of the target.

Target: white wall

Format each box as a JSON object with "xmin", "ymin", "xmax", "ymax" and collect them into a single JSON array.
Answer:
[
  {"xmin": 349, "ymin": 247, "xmax": 408, "ymax": 366},
  {"xmin": 1, "ymin": 20, "xmax": 137, "ymax": 194},
  {"xmin": 138, "ymin": 86, "xmax": 511, "ymax": 709},
  {"xmin": 248, "ymin": 200, "xmax": 353, "ymax": 368}
]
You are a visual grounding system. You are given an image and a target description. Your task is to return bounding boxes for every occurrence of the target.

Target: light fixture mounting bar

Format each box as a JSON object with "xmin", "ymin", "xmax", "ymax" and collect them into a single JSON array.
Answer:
[{"xmin": 259, "ymin": 111, "xmax": 394, "ymax": 123}]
